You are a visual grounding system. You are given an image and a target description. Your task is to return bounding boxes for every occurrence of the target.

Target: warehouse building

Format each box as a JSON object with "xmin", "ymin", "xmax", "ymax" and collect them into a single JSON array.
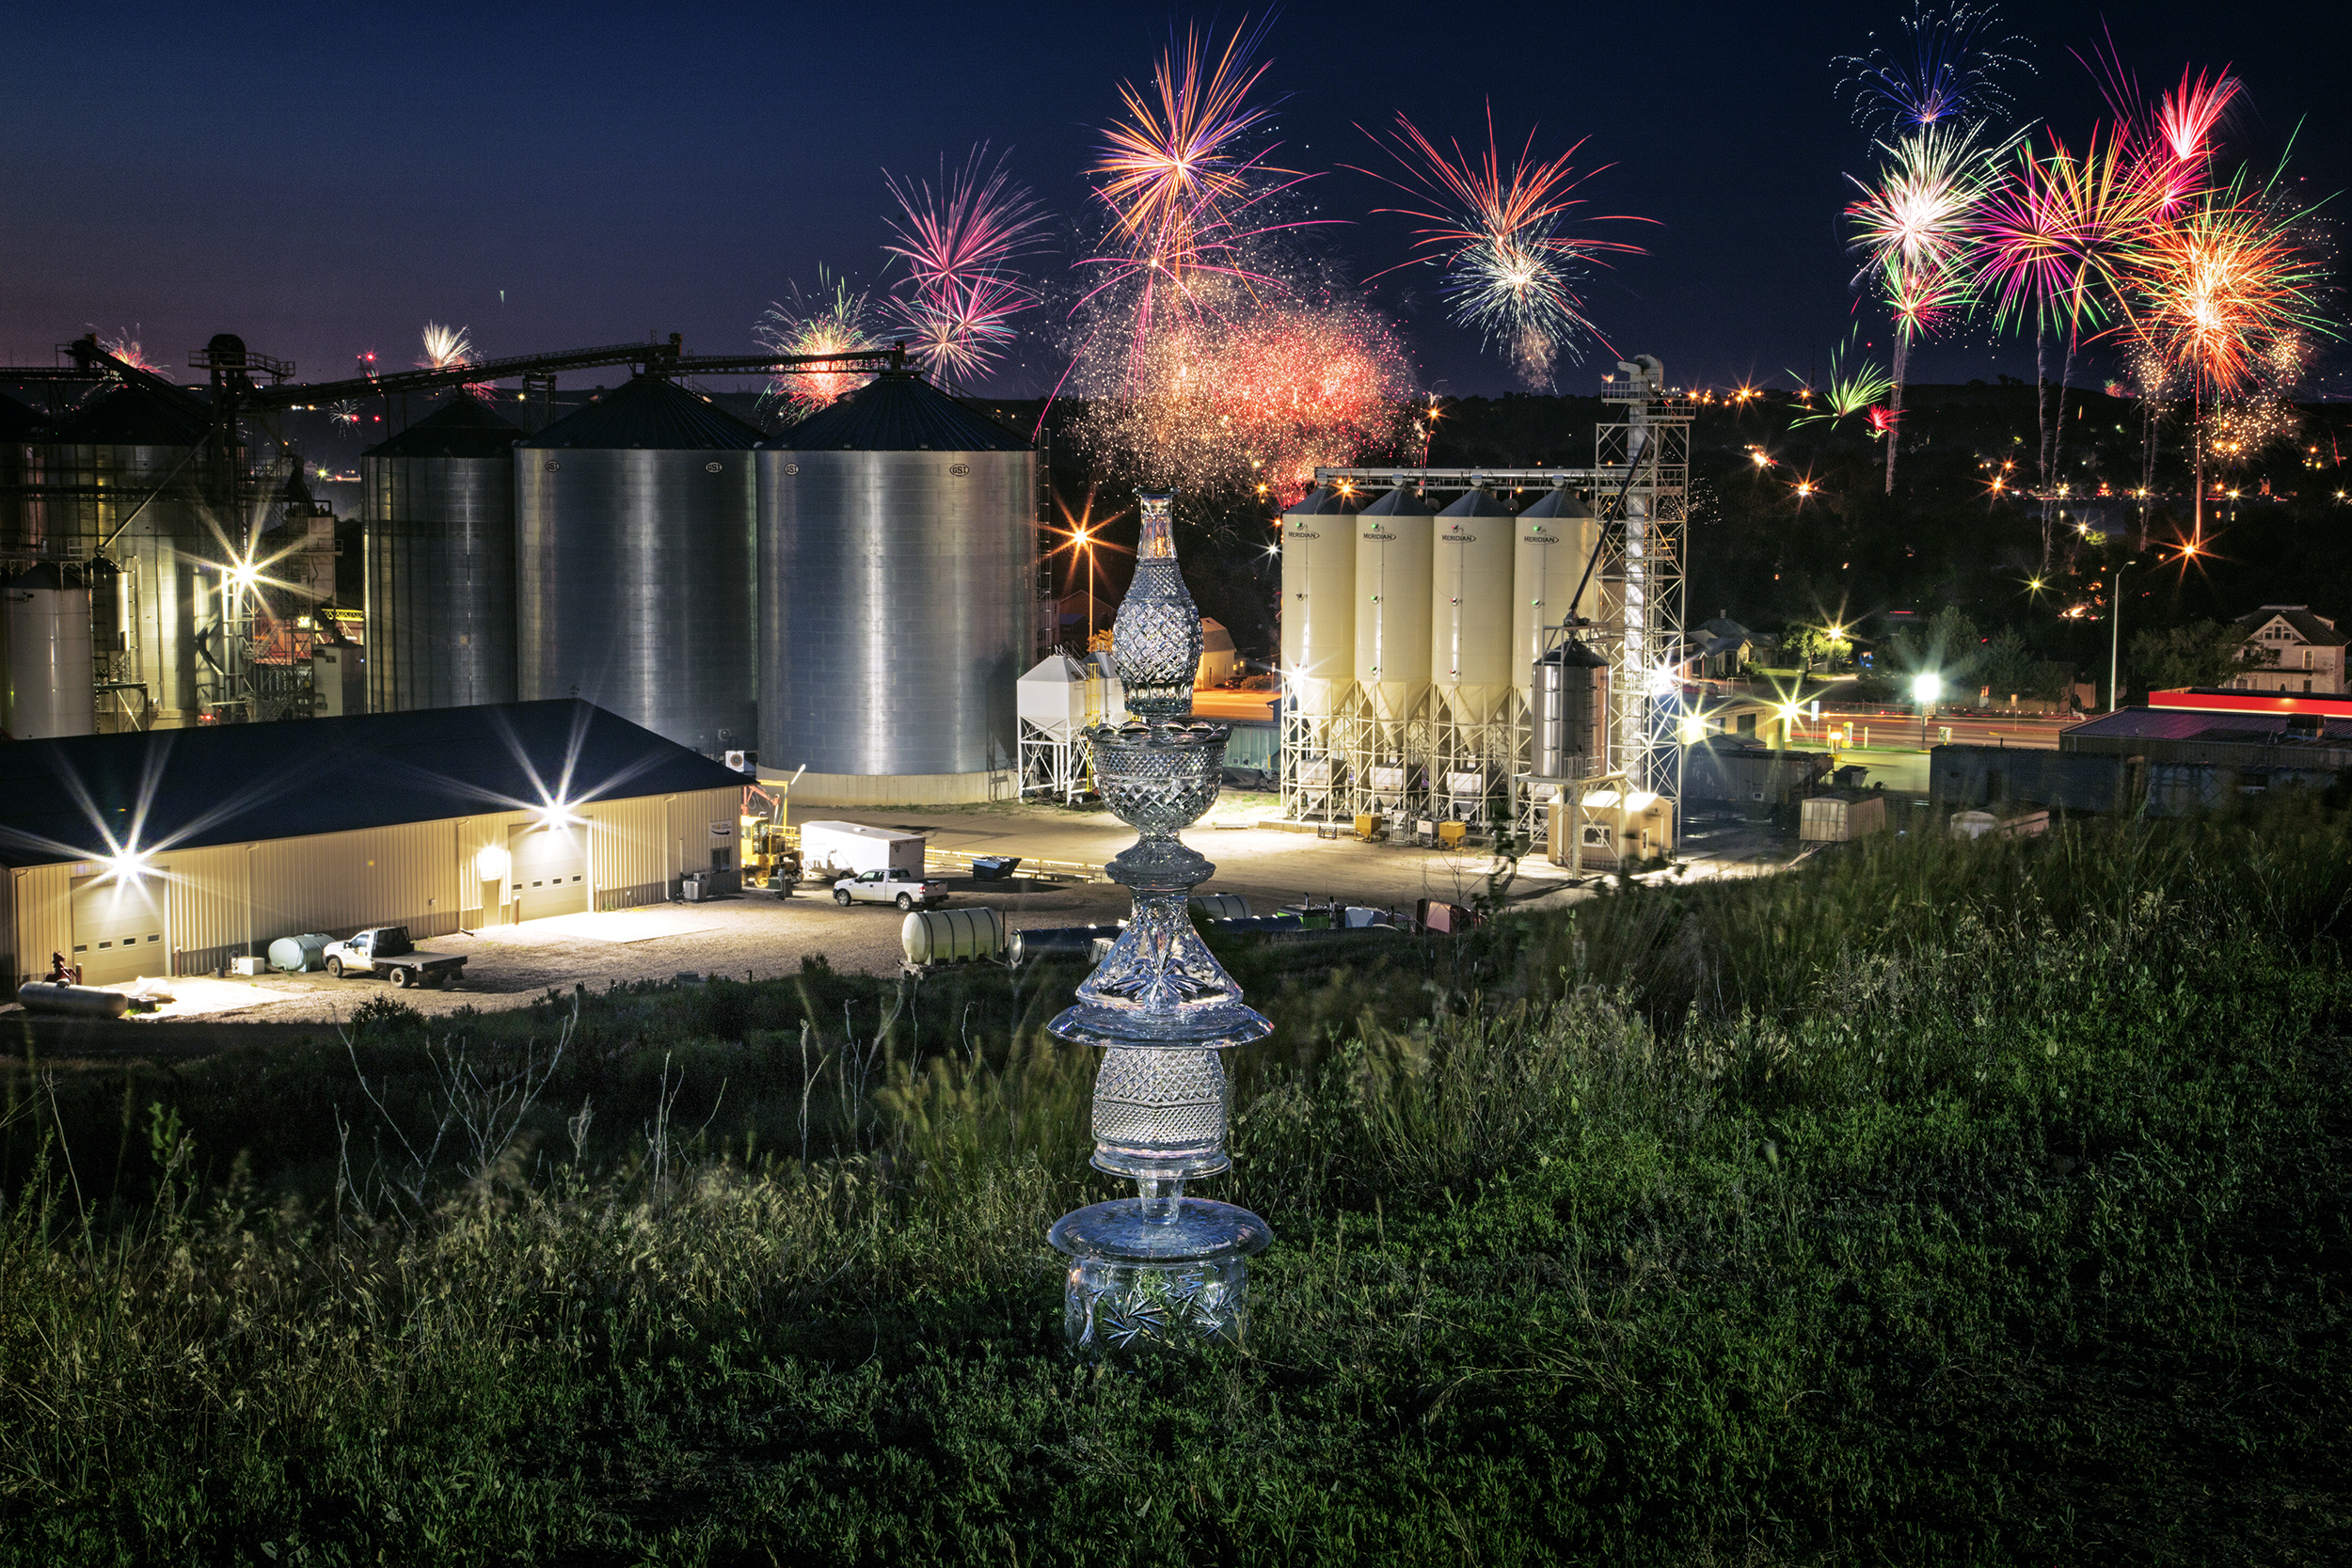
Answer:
[{"xmin": 0, "ymin": 699, "xmax": 746, "ymax": 989}]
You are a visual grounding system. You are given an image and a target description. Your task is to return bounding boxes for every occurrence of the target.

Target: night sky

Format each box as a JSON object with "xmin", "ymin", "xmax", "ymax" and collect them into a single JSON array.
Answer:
[{"xmin": 1, "ymin": 1, "xmax": 2343, "ymax": 400}]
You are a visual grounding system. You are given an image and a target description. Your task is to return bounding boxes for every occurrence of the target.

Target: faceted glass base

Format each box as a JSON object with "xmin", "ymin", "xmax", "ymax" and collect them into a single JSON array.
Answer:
[
  {"xmin": 1047, "ymin": 1197, "xmax": 1274, "ymax": 1355},
  {"xmin": 1062, "ymin": 1254, "xmax": 1251, "ymax": 1354}
]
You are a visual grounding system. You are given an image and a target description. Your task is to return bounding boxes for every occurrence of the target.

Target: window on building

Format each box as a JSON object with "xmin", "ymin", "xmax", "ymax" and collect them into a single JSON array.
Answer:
[{"xmin": 2305, "ymin": 649, "xmax": 2316, "ymax": 670}]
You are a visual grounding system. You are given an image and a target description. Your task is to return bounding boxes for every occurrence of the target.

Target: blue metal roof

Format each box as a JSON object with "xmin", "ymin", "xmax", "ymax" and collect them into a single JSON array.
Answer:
[
  {"xmin": 519, "ymin": 374, "xmax": 765, "ymax": 451},
  {"xmin": 765, "ymin": 371, "xmax": 1029, "ymax": 452},
  {"xmin": 0, "ymin": 700, "xmax": 747, "ymax": 868},
  {"xmin": 365, "ymin": 391, "xmax": 523, "ymax": 460}
]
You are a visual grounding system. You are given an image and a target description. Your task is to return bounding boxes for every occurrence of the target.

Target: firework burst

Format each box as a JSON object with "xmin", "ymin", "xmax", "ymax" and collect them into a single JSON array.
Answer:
[
  {"xmin": 94, "ymin": 329, "xmax": 163, "ymax": 376},
  {"xmin": 2118, "ymin": 164, "xmax": 2334, "ymax": 402},
  {"xmin": 1070, "ymin": 281, "xmax": 1415, "ymax": 501},
  {"xmin": 1835, "ymin": 1, "xmax": 2032, "ymax": 136},
  {"xmin": 1788, "ymin": 334, "xmax": 1894, "ymax": 428},
  {"xmin": 1091, "ymin": 16, "xmax": 1285, "ymax": 277},
  {"xmin": 1355, "ymin": 105, "xmax": 1647, "ymax": 388},
  {"xmin": 882, "ymin": 145, "xmax": 1049, "ymax": 383},
  {"xmin": 417, "ymin": 322, "xmax": 474, "ymax": 372},
  {"xmin": 755, "ymin": 270, "xmax": 882, "ymax": 419}
]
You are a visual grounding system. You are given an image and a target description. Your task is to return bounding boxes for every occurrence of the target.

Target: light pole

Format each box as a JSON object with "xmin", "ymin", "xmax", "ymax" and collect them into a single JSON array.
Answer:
[
  {"xmin": 2106, "ymin": 558, "xmax": 2137, "ymax": 713},
  {"xmin": 1912, "ymin": 672, "xmax": 1942, "ymax": 751}
]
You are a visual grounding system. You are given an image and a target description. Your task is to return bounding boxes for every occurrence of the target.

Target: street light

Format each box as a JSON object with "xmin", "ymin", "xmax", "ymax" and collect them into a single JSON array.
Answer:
[
  {"xmin": 2106, "ymin": 558, "xmax": 2139, "ymax": 713},
  {"xmin": 1912, "ymin": 672, "xmax": 1942, "ymax": 751}
]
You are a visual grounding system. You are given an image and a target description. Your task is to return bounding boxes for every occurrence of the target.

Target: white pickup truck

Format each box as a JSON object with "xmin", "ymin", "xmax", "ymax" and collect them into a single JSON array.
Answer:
[
  {"xmin": 833, "ymin": 867, "xmax": 949, "ymax": 911},
  {"xmin": 322, "ymin": 927, "xmax": 468, "ymax": 989}
]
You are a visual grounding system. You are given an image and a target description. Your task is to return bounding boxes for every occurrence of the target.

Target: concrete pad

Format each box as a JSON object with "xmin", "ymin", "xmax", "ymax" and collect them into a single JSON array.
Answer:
[{"xmin": 468, "ymin": 909, "xmax": 728, "ymax": 945}]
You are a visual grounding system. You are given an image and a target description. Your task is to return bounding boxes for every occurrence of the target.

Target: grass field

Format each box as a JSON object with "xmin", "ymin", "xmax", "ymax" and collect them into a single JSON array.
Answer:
[{"xmin": 3, "ymin": 806, "xmax": 2348, "ymax": 1564}]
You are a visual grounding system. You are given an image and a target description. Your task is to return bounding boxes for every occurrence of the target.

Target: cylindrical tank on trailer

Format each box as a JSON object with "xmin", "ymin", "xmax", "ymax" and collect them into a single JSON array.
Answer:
[
  {"xmin": 364, "ymin": 392, "xmax": 521, "ymax": 713},
  {"xmin": 1514, "ymin": 487, "xmax": 1600, "ymax": 705},
  {"xmin": 3, "ymin": 562, "xmax": 96, "ymax": 737},
  {"xmin": 1278, "ymin": 483, "xmax": 1359, "ymax": 720},
  {"xmin": 267, "ymin": 933, "xmax": 332, "ymax": 974},
  {"xmin": 1352, "ymin": 484, "xmax": 1435, "ymax": 727},
  {"xmin": 1534, "ymin": 639, "xmax": 1610, "ymax": 781},
  {"xmin": 901, "ymin": 906, "xmax": 1008, "ymax": 965},
  {"xmin": 1187, "ymin": 893, "xmax": 1250, "ymax": 921},
  {"xmin": 1430, "ymin": 486, "xmax": 1516, "ymax": 725},
  {"xmin": 757, "ymin": 371, "xmax": 1034, "ymax": 800},
  {"xmin": 516, "ymin": 376, "xmax": 761, "ymax": 755}
]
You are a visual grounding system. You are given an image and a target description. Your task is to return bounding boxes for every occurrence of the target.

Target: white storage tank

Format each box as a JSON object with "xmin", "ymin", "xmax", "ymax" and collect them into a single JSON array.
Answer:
[
  {"xmin": 1514, "ymin": 487, "xmax": 1600, "ymax": 707},
  {"xmin": 902, "ymin": 906, "xmax": 1006, "ymax": 964},
  {"xmin": 3, "ymin": 562, "xmax": 96, "ymax": 738},
  {"xmin": 1353, "ymin": 484, "xmax": 1435, "ymax": 728},
  {"xmin": 1431, "ymin": 486, "xmax": 1516, "ymax": 727},
  {"xmin": 1278, "ymin": 483, "xmax": 1359, "ymax": 721}
]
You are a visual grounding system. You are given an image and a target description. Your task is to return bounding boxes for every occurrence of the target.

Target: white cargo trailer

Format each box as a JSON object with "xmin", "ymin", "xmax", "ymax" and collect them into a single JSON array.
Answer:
[{"xmin": 798, "ymin": 821, "xmax": 928, "ymax": 878}]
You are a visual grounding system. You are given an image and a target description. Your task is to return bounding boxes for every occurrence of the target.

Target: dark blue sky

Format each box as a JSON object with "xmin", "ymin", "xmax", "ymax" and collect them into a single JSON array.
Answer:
[{"xmin": 1, "ymin": 1, "xmax": 2342, "ymax": 398}]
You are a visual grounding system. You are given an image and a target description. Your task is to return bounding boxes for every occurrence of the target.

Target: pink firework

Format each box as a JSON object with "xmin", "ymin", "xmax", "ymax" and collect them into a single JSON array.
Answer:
[{"xmin": 882, "ymin": 146, "xmax": 1048, "ymax": 382}]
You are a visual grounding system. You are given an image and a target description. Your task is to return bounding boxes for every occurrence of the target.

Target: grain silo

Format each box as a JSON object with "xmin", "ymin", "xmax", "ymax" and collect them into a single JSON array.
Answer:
[
  {"xmin": 1277, "ymin": 483, "xmax": 1359, "ymax": 724},
  {"xmin": 1513, "ymin": 486, "xmax": 1600, "ymax": 703},
  {"xmin": 1430, "ymin": 485, "xmax": 1516, "ymax": 727},
  {"xmin": 43, "ymin": 382, "xmax": 222, "ymax": 729},
  {"xmin": 756, "ymin": 370, "xmax": 1033, "ymax": 804},
  {"xmin": 363, "ymin": 392, "xmax": 521, "ymax": 713},
  {"xmin": 516, "ymin": 376, "xmax": 761, "ymax": 756},
  {"xmin": 1353, "ymin": 483, "xmax": 1435, "ymax": 736}
]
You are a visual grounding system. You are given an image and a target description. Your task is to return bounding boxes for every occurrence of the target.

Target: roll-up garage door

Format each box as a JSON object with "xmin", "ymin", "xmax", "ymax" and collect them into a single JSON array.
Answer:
[
  {"xmin": 511, "ymin": 824, "xmax": 588, "ymax": 921},
  {"xmin": 71, "ymin": 871, "xmax": 170, "ymax": 987}
]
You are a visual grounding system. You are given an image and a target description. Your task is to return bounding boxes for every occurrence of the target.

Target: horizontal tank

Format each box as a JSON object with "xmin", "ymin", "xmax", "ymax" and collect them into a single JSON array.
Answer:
[
  {"xmin": 1514, "ymin": 487, "xmax": 1600, "ymax": 700},
  {"xmin": 757, "ymin": 372, "xmax": 1034, "ymax": 786},
  {"xmin": 3, "ymin": 562, "xmax": 96, "ymax": 737},
  {"xmin": 1278, "ymin": 483, "xmax": 1359, "ymax": 720},
  {"xmin": 1431, "ymin": 486, "xmax": 1516, "ymax": 726},
  {"xmin": 1353, "ymin": 484, "xmax": 1435, "ymax": 726},
  {"xmin": 364, "ymin": 392, "xmax": 522, "ymax": 713},
  {"xmin": 516, "ymin": 376, "xmax": 761, "ymax": 755}
]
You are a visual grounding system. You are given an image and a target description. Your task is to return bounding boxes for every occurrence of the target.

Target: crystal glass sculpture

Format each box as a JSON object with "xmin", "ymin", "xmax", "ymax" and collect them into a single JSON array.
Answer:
[{"xmin": 1046, "ymin": 490, "xmax": 1275, "ymax": 1353}]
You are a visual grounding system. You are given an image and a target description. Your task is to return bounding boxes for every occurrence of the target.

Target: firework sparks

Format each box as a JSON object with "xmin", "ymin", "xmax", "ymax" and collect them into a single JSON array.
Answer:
[
  {"xmin": 1070, "ymin": 287, "xmax": 1415, "ymax": 501},
  {"xmin": 882, "ymin": 145, "xmax": 1049, "ymax": 383},
  {"xmin": 1788, "ymin": 334, "xmax": 1893, "ymax": 428},
  {"xmin": 95, "ymin": 329, "xmax": 163, "ymax": 376},
  {"xmin": 1356, "ymin": 105, "xmax": 1647, "ymax": 388},
  {"xmin": 326, "ymin": 400, "xmax": 361, "ymax": 430},
  {"xmin": 1091, "ymin": 16, "xmax": 1285, "ymax": 277},
  {"xmin": 2118, "ymin": 165, "xmax": 2334, "ymax": 402},
  {"xmin": 1835, "ymin": 1, "xmax": 2032, "ymax": 135},
  {"xmin": 417, "ymin": 322, "xmax": 474, "ymax": 371},
  {"xmin": 755, "ymin": 270, "xmax": 882, "ymax": 419}
]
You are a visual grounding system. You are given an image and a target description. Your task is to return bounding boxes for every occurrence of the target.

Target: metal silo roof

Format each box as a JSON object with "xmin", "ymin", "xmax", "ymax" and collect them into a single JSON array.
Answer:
[
  {"xmin": 519, "ymin": 373, "xmax": 764, "ymax": 451},
  {"xmin": 51, "ymin": 381, "xmax": 212, "ymax": 447},
  {"xmin": 765, "ymin": 371, "xmax": 1029, "ymax": 452},
  {"xmin": 1359, "ymin": 483, "xmax": 1437, "ymax": 516},
  {"xmin": 365, "ymin": 391, "xmax": 523, "ymax": 459}
]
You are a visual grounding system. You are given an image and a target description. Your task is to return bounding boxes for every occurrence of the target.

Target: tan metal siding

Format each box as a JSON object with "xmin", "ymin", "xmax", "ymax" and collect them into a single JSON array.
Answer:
[{"xmin": 9, "ymin": 790, "xmax": 720, "ymax": 979}]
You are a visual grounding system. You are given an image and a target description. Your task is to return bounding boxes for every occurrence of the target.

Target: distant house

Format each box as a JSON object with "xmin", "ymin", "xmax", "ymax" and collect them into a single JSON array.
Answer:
[
  {"xmin": 2233, "ymin": 606, "xmax": 2347, "ymax": 695},
  {"xmin": 1693, "ymin": 615, "xmax": 1771, "ymax": 679}
]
